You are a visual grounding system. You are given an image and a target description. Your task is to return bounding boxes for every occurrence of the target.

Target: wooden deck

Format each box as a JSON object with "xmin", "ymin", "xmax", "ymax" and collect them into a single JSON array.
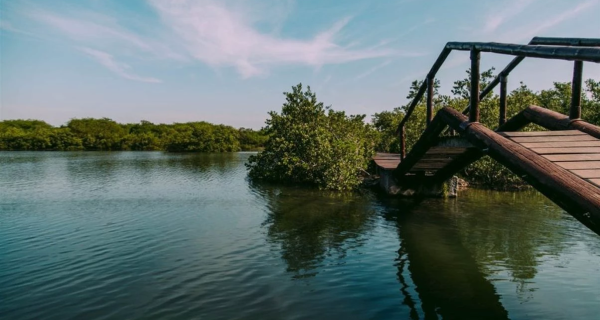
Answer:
[{"xmin": 499, "ymin": 130, "xmax": 600, "ymax": 187}]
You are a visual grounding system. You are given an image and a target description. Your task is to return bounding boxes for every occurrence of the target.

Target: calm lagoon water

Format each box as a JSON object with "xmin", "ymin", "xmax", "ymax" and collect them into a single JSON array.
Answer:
[{"xmin": 1, "ymin": 152, "xmax": 599, "ymax": 320}]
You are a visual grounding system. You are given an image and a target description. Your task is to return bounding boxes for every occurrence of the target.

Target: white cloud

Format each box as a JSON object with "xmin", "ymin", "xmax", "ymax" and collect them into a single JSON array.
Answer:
[
  {"xmin": 11, "ymin": 0, "xmax": 416, "ymax": 79},
  {"xmin": 79, "ymin": 47, "xmax": 162, "ymax": 83},
  {"xmin": 501, "ymin": 0, "xmax": 599, "ymax": 42},
  {"xmin": 148, "ymin": 0, "xmax": 402, "ymax": 78},
  {"xmin": 354, "ymin": 60, "xmax": 392, "ymax": 81},
  {"xmin": 29, "ymin": 10, "xmax": 184, "ymax": 61},
  {"xmin": 482, "ymin": 0, "xmax": 537, "ymax": 34},
  {"xmin": 483, "ymin": 0, "xmax": 599, "ymax": 43}
]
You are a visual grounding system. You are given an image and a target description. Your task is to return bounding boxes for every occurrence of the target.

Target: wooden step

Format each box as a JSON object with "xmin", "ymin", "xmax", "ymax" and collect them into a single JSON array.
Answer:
[
  {"xmin": 531, "ymin": 147, "xmax": 600, "ymax": 154},
  {"xmin": 499, "ymin": 130, "xmax": 585, "ymax": 137},
  {"xmin": 520, "ymin": 141, "xmax": 600, "ymax": 148},
  {"xmin": 509, "ymin": 135, "xmax": 598, "ymax": 143}
]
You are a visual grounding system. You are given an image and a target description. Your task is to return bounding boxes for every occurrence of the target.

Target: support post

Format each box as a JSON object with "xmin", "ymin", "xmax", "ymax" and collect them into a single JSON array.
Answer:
[
  {"xmin": 426, "ymin": 76, "xmax": 434, "ymax": 126},
  {"xmin": 400, "ymin": 126, "xmax": 406, "ymax": 160},
  {"xmin": 469, "ymin": 49, "xmax": 480, "ymax": 123},
  {"xmin": 570, "ymin": 61, "xmax": 583, "ymax": 120},
  {"xmin": 499, "ymin": 74, "xmax": 508, "ymax": 127}
]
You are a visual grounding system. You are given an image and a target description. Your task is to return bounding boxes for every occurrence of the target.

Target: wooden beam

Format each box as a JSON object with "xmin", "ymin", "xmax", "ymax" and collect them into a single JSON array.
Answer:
[
  {"xmin": 530, "ymin": 37, "xmax": 600, "ymax": 47},
  {"xmin": 499, "ymin": 74, "xmax": 508, "ymax": 126},
  {"xmin": 514, "ymin": 105, "xmax": 600, "ymax": 139},
  {"xmin": 400, "ymin": 126, "xmax": 406, "ymax": 160},
  {"xmin": 432, "ymin": 148, "xmax": 484, "ymax": 183},
  {"xmin": 427, "ymin": 76, "xmax": 434, "ymax": 125},
  {"xmin": 570, "ymin": 61, "xmax": 583, "ymax": 119},
  {"xmin": 445, "ymin": 42, "xmax": 600, "ymax": 63},
  {"xmin": 469, "ymin": 49, "xmax": 480, "ymax": 123},
  {"xmin": 394, "ymin": 114, "xmax": 447, "ymax": 178},
  {"xmin": 395, "ymin": 48, "xmax": 452, "ymax": 134}
]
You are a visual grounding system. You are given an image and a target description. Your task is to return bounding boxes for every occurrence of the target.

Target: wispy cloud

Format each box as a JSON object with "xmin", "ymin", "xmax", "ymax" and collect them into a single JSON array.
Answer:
[
  {"xmin": 9, "ymin": 0, "xmax": 412, "ymax": 80},
  {"xmin": 148, "ymin": 0, "xmax": 400, "ymax": 78},
  {"xmin": 482, "ymin": 0, "xmax": 537, "ymax": 34},
  {"xmin": 29, "ymin": 10, "xmax": 184, "ymax": 61},
  {"xmin": 79, "ymin": 47, "xmax": 161, "ymax": 83},
  {"xmin": 0, "ymin": 19, "xmax": 39, "ymax": 38},
  {"xmin": 354, "ymin": 60, "xmax": 392, "ymax": 80},
  {"xmin": 499, "ymin": 0, "xmax": 599, "ymax": 42}
]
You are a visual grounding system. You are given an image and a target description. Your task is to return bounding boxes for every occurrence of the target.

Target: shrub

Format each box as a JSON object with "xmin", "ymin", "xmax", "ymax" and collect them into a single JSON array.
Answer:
[{"xmin": 246, "ymin": 84, "xmax": 376, "ymax": 191}]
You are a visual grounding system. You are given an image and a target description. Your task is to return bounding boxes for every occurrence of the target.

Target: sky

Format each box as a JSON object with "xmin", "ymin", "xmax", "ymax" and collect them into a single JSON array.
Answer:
[{"xmin": 1, "ymin": 0, "xmax": 599, "ymax": 129}]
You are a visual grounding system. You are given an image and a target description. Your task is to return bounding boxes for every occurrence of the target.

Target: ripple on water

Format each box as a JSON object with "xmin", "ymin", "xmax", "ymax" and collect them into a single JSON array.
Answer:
[{"xmin": 1, "ymin": 153, "xmax": 600, "ymax": 320}]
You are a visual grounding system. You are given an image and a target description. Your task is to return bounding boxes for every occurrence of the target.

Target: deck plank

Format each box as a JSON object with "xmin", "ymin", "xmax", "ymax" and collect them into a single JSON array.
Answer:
[
  {"xmin": 543, "ymin": 154, "xmax": 600, "ymax": 161},
  {"xmin": 555, "ymin": 161, "xmax": 600, "ymax": 170},
  {"xmin": 530, "ymin": 147, "xmax": 600, "ymax": 154},
  {"xmin": 498, "ymin": 130, "xmax": 585, "ymax": 137},
  {"xmin": 571, "ymin": 169, "xmax": 600, "ymax": 179},
  {"xmin": 588, "ymin": 179, "xmax": 600, "ymax": 187},
  {"xmin": 508, "ymin": 135, "xmax": 598, "ymax": 143},
  {"xmin": 521, "ymin": 141, "xmax": 600, "ymax": 148}
]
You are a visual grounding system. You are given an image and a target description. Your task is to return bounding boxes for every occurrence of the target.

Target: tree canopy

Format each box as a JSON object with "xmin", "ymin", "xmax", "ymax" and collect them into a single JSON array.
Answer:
[
  {"xmin": 246, "ymin": 84, "xmax": 376, "ymax": 191},
  {"xmin": 0, "ymin": 118, "xmax": 267, "ymax": 152}
]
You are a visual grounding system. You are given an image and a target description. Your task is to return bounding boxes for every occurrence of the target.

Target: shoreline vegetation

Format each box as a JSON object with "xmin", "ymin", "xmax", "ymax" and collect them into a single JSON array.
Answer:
[
  {"xmin": 0, "ymin": 119, "xmax": 268, "ymax": 152},
  {"xmin": 2, "ymin": 70, "xmax": 599, "ymax": 190}
]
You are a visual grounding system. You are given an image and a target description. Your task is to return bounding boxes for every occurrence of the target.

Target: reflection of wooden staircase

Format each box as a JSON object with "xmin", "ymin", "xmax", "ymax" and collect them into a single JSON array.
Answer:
[{"xmin": 372, "ymin": 36, "xmax": 600, "ymax": 235}]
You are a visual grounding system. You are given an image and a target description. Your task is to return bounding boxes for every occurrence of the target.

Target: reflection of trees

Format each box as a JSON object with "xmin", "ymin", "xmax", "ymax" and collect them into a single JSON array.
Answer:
[
  {"xmin": 62, "ymin": 152, "xmax": 244, "ymax": 195},
  {"xmin": 252, "ymin": 183, "xmax": 376, "ymax": 279},
  {"xmin": 378, "ymin": 196, "xmax": 509, "ymax": 320},
  {"xmin": 446, "ymin": 190, "xmax": 568, "ymax": 292},
  {"xmin": 377, "ymin": 189, "xmax": 572, "ymax": 319}
]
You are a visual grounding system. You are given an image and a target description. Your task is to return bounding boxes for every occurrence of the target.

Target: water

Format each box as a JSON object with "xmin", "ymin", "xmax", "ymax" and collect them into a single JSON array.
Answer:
[{"xmin": 1, "ymin": 152, "xmax": 599, "ymax": 320}]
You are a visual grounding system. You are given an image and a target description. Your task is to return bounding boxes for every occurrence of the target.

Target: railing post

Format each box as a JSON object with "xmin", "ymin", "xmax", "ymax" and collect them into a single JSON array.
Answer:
[
  {"xmin": 499, "ymin": 74, "xmax": 508, "ymax": 126},
  {"xmin": 400, "ymin": 126, "xmax": 406, "ymax": 160},
  {"xmin": 570, "ymin": 61, "xmax": 583, "ymax": 120},
  {"xmin": 426, "ymin": 76, "xmax": 434, "ymax": 126},
  {"xmin": 469, "ymin": 49, "xmax": 481, "ymax": 123}
]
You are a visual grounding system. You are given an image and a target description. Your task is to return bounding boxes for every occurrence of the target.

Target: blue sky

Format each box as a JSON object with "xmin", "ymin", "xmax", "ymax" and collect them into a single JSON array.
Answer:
[{"xmin": 1, "ymin": 0, "xmax": 599, "ymax": 128}]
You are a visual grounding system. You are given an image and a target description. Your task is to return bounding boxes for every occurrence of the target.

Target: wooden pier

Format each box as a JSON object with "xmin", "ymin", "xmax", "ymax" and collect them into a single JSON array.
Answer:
[{"xmin": 377, "ymin": 37, "xmax": 600, "ymax": 236}]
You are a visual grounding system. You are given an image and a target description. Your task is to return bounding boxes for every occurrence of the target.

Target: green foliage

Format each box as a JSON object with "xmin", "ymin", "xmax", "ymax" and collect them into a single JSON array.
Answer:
[
  {"xmin": 0, "ymin": 118, "xmax": 266, "ymax": 152},
  {"xmin": 164, "ymin": 122, "xmax": 240, "ymax": 152},
  {"xmin": 246, "ymin": 84, "xmax": 376, "ymax": 191},
  {"xmin": 238, "ymin": 128, "xmax": 269, "ymax": 151},
  {"xmin": 372, "ymin": 68, "xmax": 600, "ymax": 189}
]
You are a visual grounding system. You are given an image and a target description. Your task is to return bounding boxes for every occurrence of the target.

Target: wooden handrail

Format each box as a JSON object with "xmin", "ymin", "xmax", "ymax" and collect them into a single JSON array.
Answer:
[
  {"xmin": 395, "ymin": 37, "xmax": 600, "ymax": 159},
  {"xmin": 444, "ymin": 42, "xmax": 600, "ymax": 62}
]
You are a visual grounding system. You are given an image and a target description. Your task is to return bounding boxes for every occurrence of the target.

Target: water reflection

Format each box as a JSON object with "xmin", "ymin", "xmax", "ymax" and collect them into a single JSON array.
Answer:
[
  {"xmin": 379, "ymin": 197, "xmax": 509, "ymax": 320},
  {"xmin": 2, "ymin": 152, "xmax": 599, "ymax": 319},
  {"xmin": 444, "ymin": 190, "xmax": 572, "ymax": 302},
  {"xmin": 252, "ymin": 182, "xmax": 377, "ymax": 279}
]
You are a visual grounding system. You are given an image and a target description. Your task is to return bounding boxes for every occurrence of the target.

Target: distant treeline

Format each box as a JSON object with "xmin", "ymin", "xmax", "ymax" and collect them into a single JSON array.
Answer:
[{"xmin": 0, "ymin": 118, "xmax": 268, "ymax": 152}]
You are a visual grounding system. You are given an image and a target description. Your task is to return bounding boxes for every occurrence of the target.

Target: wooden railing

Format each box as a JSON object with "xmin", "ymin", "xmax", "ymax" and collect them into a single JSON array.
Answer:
[{"xmin": 395, "ymin": 37, "xmax": 600, "ymax": 159}]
